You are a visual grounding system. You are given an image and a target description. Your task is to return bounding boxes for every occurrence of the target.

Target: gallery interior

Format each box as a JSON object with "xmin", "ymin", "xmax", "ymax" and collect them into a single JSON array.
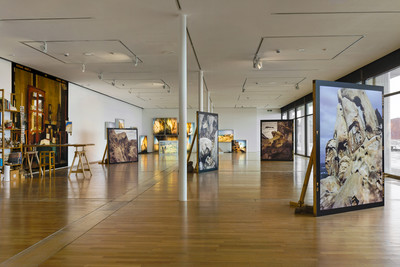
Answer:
[{"xmin": 1, "ymin": 1, "xmax": 400, "ymax": 266}]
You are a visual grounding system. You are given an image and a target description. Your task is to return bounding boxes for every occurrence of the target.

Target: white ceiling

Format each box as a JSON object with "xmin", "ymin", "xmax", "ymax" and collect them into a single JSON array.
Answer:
[{"xmin": 0, "ymin": 0, "xmax": 399, "ymax": 109}]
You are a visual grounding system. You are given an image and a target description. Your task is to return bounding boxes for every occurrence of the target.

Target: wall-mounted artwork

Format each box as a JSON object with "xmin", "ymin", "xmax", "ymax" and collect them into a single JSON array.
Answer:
[
  {"xmin": 154, "ymin": 136, "xmax": 159, "ymax": 152},
  {"xmin": 165, "ymin": 118, "xmax": 178, "ymax": 135},
  {"xmin": 260, "ymin": 120, "xmax": 293, "ymax": 161},
  {"xmin": 218, "ymin": 129, "xmax": 234, "ymax": 143},
  {"xmin": 153, "ymin": 118, "xmax": 178, "ymax": 136},
  {"xmin": 197, "ymin": 111, "xmax": 218, "ymax": 173},
  {"xmin": 115, "ymin": 118, "xmax": 125, "ymax": 129},
  {"xmin": 159, "ymin": 140, "xmax": 178, "ymax": 154},
  {"xmin": 107, "ymin": 128, "xmax": 138, "ymax": 164},
  {"xmin": 232, "ymin": 140, "xmax": 246, "ymax": 153},
  {"xmin": 153, "ymin": 118, "xmax": 165, "ymax": 135},
  {"xmin": 314, "ymin": 80, "xmax": 384, "ymax": 216},
  {"xmin": 139, "ymin": 135, "xmax": 148, "ymax": 153}
]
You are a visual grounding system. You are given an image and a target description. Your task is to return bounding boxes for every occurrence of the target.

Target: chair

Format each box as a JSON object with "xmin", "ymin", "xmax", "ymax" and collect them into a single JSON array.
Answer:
[{"xmin": 39, "ymin": 151, "xmax": 55, "ymax": 178}]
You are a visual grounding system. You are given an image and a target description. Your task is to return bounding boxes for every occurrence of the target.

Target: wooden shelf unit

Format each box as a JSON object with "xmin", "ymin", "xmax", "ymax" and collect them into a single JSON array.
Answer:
[{"xmin": 0, "ymin": 89, "xmax": 23, "ymax": 174}]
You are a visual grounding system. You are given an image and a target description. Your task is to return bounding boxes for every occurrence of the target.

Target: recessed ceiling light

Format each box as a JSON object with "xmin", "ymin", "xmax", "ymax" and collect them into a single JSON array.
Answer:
[
  {"xmin": 83, "ymin": 52, "xmax": 94, "ymax": 56},
  {"xmin": 298, "ymin": 48, "xmax": 305, "ymax": 52}
]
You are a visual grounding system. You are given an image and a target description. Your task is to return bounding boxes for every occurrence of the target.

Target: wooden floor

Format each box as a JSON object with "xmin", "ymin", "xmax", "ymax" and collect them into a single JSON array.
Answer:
[{"xmin": 1, "ymin": 152, "xmax": 400, "ymax": 267}]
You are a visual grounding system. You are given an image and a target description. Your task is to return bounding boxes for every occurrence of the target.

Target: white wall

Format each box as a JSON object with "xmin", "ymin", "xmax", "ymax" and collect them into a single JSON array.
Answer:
[{"xmin": 68, "ymin": 83, "xmax": 142, "ymax": 165}]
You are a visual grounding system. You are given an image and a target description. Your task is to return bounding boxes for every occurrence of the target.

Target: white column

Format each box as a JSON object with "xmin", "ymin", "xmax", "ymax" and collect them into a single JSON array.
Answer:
[
  {"xmin": 207, "ymin": 91, "xmax": 211, "ymax": 112},
  {"xmin": 178, "ymin": 14, "xmax": 187, "ymax": 201},
  {"xmin": 199, "ymin": 70, "xmax": 203, "ymax": 112}
]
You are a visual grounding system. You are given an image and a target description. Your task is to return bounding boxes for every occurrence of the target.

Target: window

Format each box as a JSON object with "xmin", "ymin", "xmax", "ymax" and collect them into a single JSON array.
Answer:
[{"xmin": 289, "ymin": 109, "xmax": 295, "ymax": 119}]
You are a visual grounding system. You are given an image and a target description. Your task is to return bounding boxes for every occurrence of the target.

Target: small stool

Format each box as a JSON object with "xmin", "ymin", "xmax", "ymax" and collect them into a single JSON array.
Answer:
[
  {"xmin": 39, "ymin": 151, "xmax": 55, "ymax": 178},
  {"xmin": 25, "ymin": 151, "xmax": 43, "ymax": 178}
]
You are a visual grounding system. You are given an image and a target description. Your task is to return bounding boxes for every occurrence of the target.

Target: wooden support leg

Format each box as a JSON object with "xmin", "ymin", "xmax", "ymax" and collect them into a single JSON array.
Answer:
[
  {"xmin": 26, "ymin": 153, "xmax": 33, "ymax": 178},
  {"xmin": 35, "ymin": 152, "xmax": 43, "ymax": 177},
  {"xmin": 68, "ymin": 152, "xmax": 78, "ymax": 178},
  {"xmin": 82, "ymin": 151, "xmax": 92, "ymax": 177}
]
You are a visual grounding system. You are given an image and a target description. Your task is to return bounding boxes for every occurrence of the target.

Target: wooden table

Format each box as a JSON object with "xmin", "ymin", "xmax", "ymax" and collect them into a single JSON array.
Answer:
[{"xmin": 23, "ymin": 144, "xmax": 95, "ymax": 178}]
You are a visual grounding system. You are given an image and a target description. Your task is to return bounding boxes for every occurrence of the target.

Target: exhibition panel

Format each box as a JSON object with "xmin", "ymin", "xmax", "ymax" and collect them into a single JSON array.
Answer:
[
  {"xmin": 260, "ymin": 120, "xmax": 293, "ymax": 161},
  {"xmin": 197, "ymin": 111, "xmax": 218, "ymax": 173},
  {"xmin": 314, "ymin": 80, "xmax": 384, "ymax": 216},
  {"xmin": 107, "ymin": 128, "xmax": 138, "ymax": 164}
]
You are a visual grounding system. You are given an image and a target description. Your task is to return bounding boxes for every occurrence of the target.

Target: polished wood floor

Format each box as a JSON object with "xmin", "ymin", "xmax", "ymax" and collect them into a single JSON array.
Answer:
[{"xmin": 1, "ymin": 152, "xmax": 400, "ymax": 266}]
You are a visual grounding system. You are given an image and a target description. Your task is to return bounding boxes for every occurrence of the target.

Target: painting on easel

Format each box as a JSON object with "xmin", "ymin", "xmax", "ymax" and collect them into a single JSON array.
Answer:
[{"xmin": 314, "ymin": 80, "xmax": 384, "ymax": 216}]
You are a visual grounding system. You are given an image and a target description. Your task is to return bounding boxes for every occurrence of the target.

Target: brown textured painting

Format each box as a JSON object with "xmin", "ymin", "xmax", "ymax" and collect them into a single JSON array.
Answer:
[
  {"xmin": 260, "ymin": 120, "xmax": 293, "ymax": 161},
  {"xmin": 107, "ymin": 128, "xmax": 138, "ymax": 164}
]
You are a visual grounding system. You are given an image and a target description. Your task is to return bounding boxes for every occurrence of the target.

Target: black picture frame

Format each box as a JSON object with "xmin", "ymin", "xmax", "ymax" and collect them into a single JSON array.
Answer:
[
  {"xmin": 197, "ymin": 111, "xmax": 219, "ymax": 173},
  {"xmin": 107, "ymin": 128, "xmax": 138, "ymax": 164},
  {"xmin": 314, "ymin": 80, "xmax": 384, "ymax": 216}
]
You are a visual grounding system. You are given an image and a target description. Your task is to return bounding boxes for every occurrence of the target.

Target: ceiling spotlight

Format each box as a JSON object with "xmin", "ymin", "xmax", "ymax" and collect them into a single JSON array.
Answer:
[
  {"xmin": 64, "ymin": 53, "xmax": 69, "ymax": 57},
  {"xmin": 276, "ymin": 49, "xmax": 281, "ymax": 54},
  {"xmin": 81, "ymin": 64, "xmax": 85, "ymax": 73},
  {"xmin": 128, "ymin": 89, "xmax": 132, "ymax": 94},
  {"xmin": 242, "ymin": 87, "xmax": 245, "ymax": 93},
  {"xmin": 134, "ymin": 56, "xmax": 138, "ymax": 67},
  {"xmin": 111, "ymin": 80, "xmax": 116, "ymax": 86},
  {"xmin": 98, "ymin": 73, "xmax": 103, "ymax": 80},
  {"xmin": 253, "ymin": 57, "xmax": 262, "ymax": 70},
  {"xmin": 295, "ymin": 83, "xmax": 299, "ymax": 90},
  {"xmin": 40, "ymin": 41, "xmax": 48, "ymax": 53}
]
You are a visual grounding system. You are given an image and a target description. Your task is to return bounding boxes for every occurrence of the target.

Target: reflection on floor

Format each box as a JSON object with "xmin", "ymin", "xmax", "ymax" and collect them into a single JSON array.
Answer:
[{"xmin": 1, "ymin": 152, "xmax": 400, "ymax": 266}]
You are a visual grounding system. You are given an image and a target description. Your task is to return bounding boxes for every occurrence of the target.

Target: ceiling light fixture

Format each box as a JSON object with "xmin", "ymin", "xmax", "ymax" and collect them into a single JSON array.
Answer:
[
  {"xmin": 134, "ymin": 56, "xmax": 138, "ymax": 67},
  {"xmin": 253, "ymin": 56, "xmax": 262, "ymax": 70},
  {"xmin": 40, "ymin": 41, "xmax": 48, "ymax": 53},
  {"xmin": 81, "ymin": 64, "xmax": 85, "ymax": 73},
  {"xmin": 98, "ymin": 73, "xmax": 103, "ymax": 80},
  {"xmin": 111, "ymin": 80, "xmax": 116, "ymax": 86},
  {"xmin": 295, "ymin": 83, "xmax": 299, "ymax": 90}
]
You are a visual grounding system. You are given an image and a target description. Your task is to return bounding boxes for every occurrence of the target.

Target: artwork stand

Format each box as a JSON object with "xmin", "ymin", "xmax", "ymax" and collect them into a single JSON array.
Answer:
[
  {"xmin": 289, "ymin": 146, "xmax": 314, "ymax": 214},
  {"xmin": 99, "ymin": 144, "xmax": 108, "ymax": 164},
  {"xmin": 187, "ymin": 126, "xmax": 199, "ymax": 173}
]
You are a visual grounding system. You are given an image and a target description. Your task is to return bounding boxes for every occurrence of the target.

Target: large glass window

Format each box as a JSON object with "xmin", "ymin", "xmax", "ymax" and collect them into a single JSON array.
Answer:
[
  {"xmin": 282, "ymin": 112, "xmax": 287, "ymax": 120},
  {"xmin": 296, "ymin": 117, "xmax": 305, "ymax": 155},
  {"xmin": 306, "ymin": 115, "xmax": 313, "ymax": 156},
  {"xmin": 367, "ymin": 65, "xmax": 400, "ymax": 176},
  {"xmin": 289, "ymin": 109, "xmax": 295, "ymax": 119}
]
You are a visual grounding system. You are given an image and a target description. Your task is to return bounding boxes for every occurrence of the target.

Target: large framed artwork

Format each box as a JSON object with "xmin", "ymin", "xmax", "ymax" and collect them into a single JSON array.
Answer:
[
  {"xmin": 260, "ymin": 120, "xmax": 293, "ymax": 161},
  {"xmin": 139, "ymin": 135, "xmax": 148, "ymax": 153},
  {"xmin": 218, "ymin": 129, "xmax": 234, "ymax": 142},
  {"xmin": 159, "ymin": 140, "xmax": 178, "ymax": 154},
  {"xmin": 314, "ymin": 80, "xmax": 384, "ymax": 216},
  {"xmin": 232, "ymin": 140, "xmax": 246, "ymax": 153},
  {"xmin": 107, "ymin": 128, "xmax": 138, "ymax": 164},
  {"xmin": 153, "ymin": 118, "xmax": 178, "ymax": 136},
  {"xmin": 197, "ymin": 111, "xmax": 219, "ymax": 173}
]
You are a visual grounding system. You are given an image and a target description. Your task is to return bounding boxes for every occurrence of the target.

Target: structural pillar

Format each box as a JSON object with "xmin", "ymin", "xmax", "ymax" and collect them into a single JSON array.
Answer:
[
  {"xmin": 207, "ymin": 91, "xmax": 211, "ymax": 112},
  {"xmin": 199, "ymin": 70, "xmax": 204, "ymax": 112},
  {"xmin": 178, "ymin": 14, "xmax": 187, "ymax": 201}
]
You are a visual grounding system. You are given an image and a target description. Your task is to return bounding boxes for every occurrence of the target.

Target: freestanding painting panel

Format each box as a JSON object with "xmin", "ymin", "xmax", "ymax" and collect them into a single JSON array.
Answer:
[
  {"xmin": 197, "ymin": 111, "xmax": 219, "ymax": 173},
  {"xmin": 159, "ymin": 140, "xmax": 178, "ymax": 154},
  {"xmin": 260, "ymin": 120, "xmax": 293, "ymax": 160},
  {"xmin": 139, "ymin": 135, "xmax": 148, "ymax": 153},
  {"xmin": 232, "ymin": 140, "xmax": 246, "ymax": 153},
  {"xmin": 107, "ymin": 128, "xmax": 138, "ymax": 164},
  {"xmin": 314, "ymin": 80, "xmax": 384, "ymax": 216}
]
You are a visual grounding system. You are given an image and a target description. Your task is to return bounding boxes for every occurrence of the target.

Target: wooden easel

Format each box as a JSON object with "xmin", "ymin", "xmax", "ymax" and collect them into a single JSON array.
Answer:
[
  {"xmin": 289, "ymin": 146, "xmax": 314, "ymax": 213},
  {"xmin": 99, "ymin": 144, "xmax": 108, "ymax": 164},
  {"xmin": 187, "ymin": 126, "xmax": 199, "ymax": 173}
]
